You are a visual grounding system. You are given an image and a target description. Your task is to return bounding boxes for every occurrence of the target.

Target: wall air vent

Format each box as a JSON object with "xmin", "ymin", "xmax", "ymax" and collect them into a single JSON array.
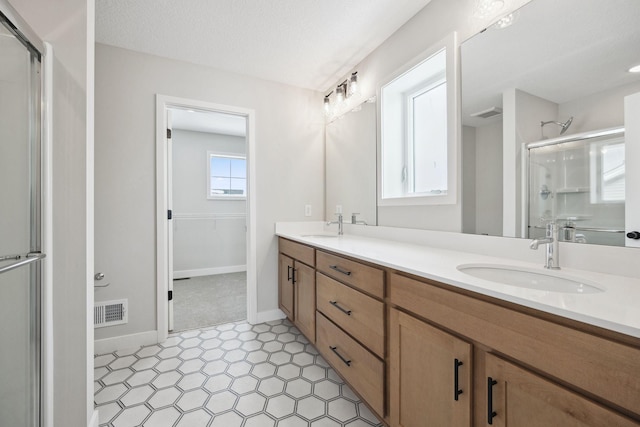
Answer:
[
  {"xmin": 94, "ymin": 299, "xmax": 128, "ymax": 328},
  {"xmin": 470, "ymin": 106, "xmax": 503, "ymax": 119}
]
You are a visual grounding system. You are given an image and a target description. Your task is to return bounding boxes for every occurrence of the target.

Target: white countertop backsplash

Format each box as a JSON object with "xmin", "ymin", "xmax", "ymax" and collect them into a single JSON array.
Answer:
[{"xmin": 275, "ymin": 221, "xmax": 640, "ymax": 338}]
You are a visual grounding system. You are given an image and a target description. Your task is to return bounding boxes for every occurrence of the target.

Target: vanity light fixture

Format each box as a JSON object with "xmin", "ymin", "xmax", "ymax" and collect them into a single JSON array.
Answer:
[
  {"xmin": 348, "ymin": 72, "xmax": 358, "ymax": 96},
  {"xmin": 324, "ymin": 71, "xmax": 361, "ymax": 119},
  {"xmin": 629, "ymin": 64, "xmax": 640, "ymax": 73},
  {"xmin": 324, "ymin": 92, "xmax": 332, "ymax": 114},
  {"xmin": 336, "ymin": 82, "xmax": 346, "ymax": 104}
]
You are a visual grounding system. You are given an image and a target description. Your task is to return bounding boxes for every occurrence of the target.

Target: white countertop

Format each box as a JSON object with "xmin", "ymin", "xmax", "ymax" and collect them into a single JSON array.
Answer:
[{"xmin": 276, "ymin": 229, "xmax": 640, "ymax": 339}]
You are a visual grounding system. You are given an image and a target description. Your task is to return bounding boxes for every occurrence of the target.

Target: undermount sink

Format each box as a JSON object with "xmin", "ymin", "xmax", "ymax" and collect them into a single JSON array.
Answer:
[{"xmin": 456, "ymin": 264, "xmax": 604, "ymax": 294}]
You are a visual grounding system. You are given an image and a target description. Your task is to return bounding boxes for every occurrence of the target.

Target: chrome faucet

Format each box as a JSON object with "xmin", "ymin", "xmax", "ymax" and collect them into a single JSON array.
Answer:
[
  {"xmin": 529, "ymin": 222, "xmax": 560, "ymax": 269},
  {"xmin": 327, "ymin": 213, "xmax": 343, "ymax": 235},
  {"xmin": 351, "ymin": 213, "xmax": 368, "ymax": 226}
]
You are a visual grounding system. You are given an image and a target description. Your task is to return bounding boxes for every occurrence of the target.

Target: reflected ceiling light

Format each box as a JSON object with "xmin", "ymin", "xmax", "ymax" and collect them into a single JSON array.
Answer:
[
  {"xmin": 494, "ymin": 12, "xmax": 516, "ymax": 29},
  {"xmin": 475, "ymin": 0, "xmax": 505, "ymax": 18},
  {"xmin": 629, "ymin": 64, "xmax": 640, "ymax": 73}
]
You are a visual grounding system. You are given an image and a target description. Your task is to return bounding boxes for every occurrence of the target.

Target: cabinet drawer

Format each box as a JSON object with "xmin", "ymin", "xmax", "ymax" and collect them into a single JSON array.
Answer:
[
  {"xmin": 316, "ymin": 251, "xmax": 384, "ymax": 299},
  {"xmin": 316, "ymin": 312, "xmax": 384, "ymax": 417},
  {"xmin": 279, "ymin": 238, "xmax": 315, "ymax": 267},
  {"xmin": 316, "ymin": 272, "xmax": 384, "ymax": 357},
  {"xmin": 390, "ymin": 272, "xmax": 640, "ymax": 418}
]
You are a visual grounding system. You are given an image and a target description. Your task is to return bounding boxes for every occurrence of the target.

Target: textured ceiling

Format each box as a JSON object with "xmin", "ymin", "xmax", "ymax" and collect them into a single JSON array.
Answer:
[{"xmin": 95, "ymin": 0, "xmax": 432, "ymax": 91}]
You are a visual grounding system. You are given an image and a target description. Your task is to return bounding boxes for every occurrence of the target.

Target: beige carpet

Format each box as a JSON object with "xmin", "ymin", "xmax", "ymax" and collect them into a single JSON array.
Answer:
[{"xmin": 172, "ymin": 272, "xmax": 246, "ymax": 332}]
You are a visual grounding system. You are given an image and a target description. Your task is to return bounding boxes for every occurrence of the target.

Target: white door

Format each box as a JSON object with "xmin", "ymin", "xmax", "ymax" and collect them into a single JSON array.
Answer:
[{"xmin": 167, "ymin": 109, "xmax": 175, "ymax": 330}]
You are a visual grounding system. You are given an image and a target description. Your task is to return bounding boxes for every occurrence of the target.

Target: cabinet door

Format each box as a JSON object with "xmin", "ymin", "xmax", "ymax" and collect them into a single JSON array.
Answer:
[
  {"xmin": 279, "ymin": 254, "xmax": 294, "ymax": 321},
  {"xmin": 484, "ymin": 353, "xmax": 639, "ymax": 427},
  {"xmin": 294, "ymin": 261, "xmax": 316, "ymax": 342},
  {"xmin": 390, "ymin": 308, "xmax": 472, "ymax": 427}
]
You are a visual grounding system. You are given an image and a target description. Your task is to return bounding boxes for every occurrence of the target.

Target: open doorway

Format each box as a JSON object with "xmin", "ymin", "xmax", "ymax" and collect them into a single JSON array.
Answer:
[
  {"xmin": 169, "ymin": 108, "xmax": 247, "ymax": 331},
  {"xmin": 156, "ymin": 95, "xmax": 257, "ymax": 340}
]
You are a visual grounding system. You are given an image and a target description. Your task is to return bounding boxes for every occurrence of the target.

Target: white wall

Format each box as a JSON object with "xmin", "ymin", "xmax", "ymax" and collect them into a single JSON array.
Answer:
[
  {"xmin": 9, "ymin": 0, "xmax": 94, "ymax": 426},
  {"xmin": 503, "ymin": 88, "xmax": 558, "ymax": 237},
  {"xmin": 323, "ymin": 0, "xmax": 532, "ymax": 231},
  {"xmin": 172, "ymin": 129, "xmax": 247, "ymax": 276},
  {"xmin": 94, "ymin": 43, "xmax": 324, "ymax": 341},
  {"xmin": 475, "ymin": 120, "xmax": 503, "ymax": 235}
]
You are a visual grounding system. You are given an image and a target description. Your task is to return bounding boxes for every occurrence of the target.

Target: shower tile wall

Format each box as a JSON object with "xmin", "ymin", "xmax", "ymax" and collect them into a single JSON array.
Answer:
[{"xmin": 94, "ymin": 319, "xmax": 382, "ymax": 427}]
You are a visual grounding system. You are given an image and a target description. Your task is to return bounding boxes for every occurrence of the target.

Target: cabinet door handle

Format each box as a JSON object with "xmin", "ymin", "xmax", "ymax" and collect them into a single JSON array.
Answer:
[
  {"xmin": 292, "ymin": 268, "xmax": 297, "ymax": 285},
  {"xmin": 329, "ymin": 265, "xmax": 352, "ymax": 276},
  {"xmin": 287, "ymin": 265, "xmax": 293, "ymax": 282},
  {"xmin": 487, "ymin": 377, "xmax": 498, "ymax": 425},
  {"xmin": 454, "ymin": 359, "xmax": 463, "ymax": 401},
  {"xmin": 329, "ymin": 346, "xmax": 351, "ymax": 367},
  {"xmin": 329, "ymin": 300, "xmax": 352, "ymax": 316}
]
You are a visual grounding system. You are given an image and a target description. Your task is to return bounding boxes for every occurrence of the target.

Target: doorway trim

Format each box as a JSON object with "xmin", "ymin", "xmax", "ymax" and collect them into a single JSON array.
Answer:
[{"xmin": 155, "ymin": 95, "xmax": 257, "ymax": 343}]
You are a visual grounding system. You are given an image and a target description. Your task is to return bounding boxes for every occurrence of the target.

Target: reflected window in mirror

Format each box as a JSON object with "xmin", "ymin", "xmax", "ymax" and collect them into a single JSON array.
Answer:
[{"xmin": 379, "ymin": 34, "xmax": 458, "ymax": 206}]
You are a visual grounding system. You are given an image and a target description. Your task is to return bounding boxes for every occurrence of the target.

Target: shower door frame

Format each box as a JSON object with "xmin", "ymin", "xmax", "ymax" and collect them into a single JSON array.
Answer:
[{"xmin": 0, "ymin": 1, "xmax": 53, "ymax": 426}]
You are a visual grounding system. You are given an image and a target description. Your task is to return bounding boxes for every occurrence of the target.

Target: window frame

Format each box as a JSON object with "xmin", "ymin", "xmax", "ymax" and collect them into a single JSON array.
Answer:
[
  {"xmin": 206, "ymin": 151, "xmax": 247, "ymax": 200},
  {"xmin": 378, "ymin": 33, "xmax": 459, "ymax": 207}
]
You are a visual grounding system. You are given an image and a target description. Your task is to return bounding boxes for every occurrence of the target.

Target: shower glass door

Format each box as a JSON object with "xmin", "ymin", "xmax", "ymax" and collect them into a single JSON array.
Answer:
[{"xmin": 0, "ymin": 13, "xmax": 43, "ymax": 427}]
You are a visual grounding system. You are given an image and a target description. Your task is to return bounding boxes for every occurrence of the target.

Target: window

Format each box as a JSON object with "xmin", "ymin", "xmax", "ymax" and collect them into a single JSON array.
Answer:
[
  {"xmin": 379, "ymin": 34, "xmax": 457, "ymax": 206},
  {"xmin": 408, "ymin": 79, "xmax": 448, "ymax": 194},
  {"xmin": 590, "ymin": 138, "xmax": 625, "ymax": 204},
  {"xmin": 207, "ymin": 152, "xmax": 246, "ymax": 199}
]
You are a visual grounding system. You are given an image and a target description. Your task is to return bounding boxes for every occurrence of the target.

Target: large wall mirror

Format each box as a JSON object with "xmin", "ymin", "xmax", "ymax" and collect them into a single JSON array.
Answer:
[
  {"xmin": 325, "ymin": 0, "xmax": 640, "ymax": 248},
  {"xmin": 461, "ymin": 0, "xmax": 640, "ymax": 247},
  {"xmin": 325, "ymin": 100, "xmax": 377, "ymax": 225}
]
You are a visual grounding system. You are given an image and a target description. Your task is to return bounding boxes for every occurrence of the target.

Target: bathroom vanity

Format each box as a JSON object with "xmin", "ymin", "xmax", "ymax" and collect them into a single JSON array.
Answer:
[{"xmin": 276, "ymin": 231, "xmax": 640, "ymax": 427}]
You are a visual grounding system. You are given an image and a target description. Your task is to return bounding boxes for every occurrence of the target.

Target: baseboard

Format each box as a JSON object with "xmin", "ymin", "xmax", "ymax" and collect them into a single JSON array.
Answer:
[
  {"xmin": 174, "ymin": 265, "xmax": 247, "ymax": 279},
  {"xmin": 94, "ymin": 330, "xmax": 158, "ymax": 355},
  {"xmin": 253, "ymin": 309, "xmax": 286, "ymax": 324},
  {"xmin": 88, "ymin": 410, "xmax": 99, "ymax": 427}
]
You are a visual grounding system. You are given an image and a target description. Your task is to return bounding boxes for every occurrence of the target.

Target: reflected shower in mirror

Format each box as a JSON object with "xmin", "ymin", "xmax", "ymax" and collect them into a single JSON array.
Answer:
[
  {"xmin": 461, "ymin": 0, "xmax": 640, "ymax": 247},
  {"xmin": 325, "ymin": 99, "xmax": 377, "ymax": 226}
]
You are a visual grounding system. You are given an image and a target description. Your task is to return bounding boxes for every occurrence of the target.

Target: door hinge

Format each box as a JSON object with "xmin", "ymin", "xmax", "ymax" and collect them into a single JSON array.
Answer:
[
  {"xmin": 168, "ymin": 290, "xmax": 173, "ymax": 301},
  {"xmin": 168, "ymin": 209, "xmax": 172, "ymax": 220},
  {"xmin": 167, "ymin": 128, "xmax": 172, "ymax": 139}
]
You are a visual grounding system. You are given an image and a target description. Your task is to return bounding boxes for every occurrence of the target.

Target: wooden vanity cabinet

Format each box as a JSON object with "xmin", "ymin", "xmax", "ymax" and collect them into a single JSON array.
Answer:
[
  {"xmin": 484, "ymin": 353, "xmax": 639, "ymax": 427},
  {"xmin": 278, "ymin": 238, "xmax": 316, "ymax": 342},
  {"xmin": 278, "ymin": 237, "xmax": 640, "ymax": 426},
  {"xmin": 389, "ymin": 272, "xmax": 640, "ymax": 426},
  {"xmin": 389, "ymin": 308, "xmax": 472, "ymax": 427}
]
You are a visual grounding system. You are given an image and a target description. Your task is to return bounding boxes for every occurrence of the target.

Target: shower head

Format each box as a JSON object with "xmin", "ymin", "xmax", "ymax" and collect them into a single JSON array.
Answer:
[
  {"xmin": 559, "ymin": 116, "xmax": 573, "ymax": 135},
  {"xmin": 540, "ymin": 116, "xmax": 574, "ymax": 137}
]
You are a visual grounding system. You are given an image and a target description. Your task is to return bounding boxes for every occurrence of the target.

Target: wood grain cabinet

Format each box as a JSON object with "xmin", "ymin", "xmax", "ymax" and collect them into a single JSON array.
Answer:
[
  {"xmin": 389, "ymin": 308, "xmax": 472, "ymax": 427},
  {"xmin": 484, "ymin": 353, "xmax": 639, "ymax": 427},
  {"xmin": 278, "ymin": 238, "xmax": 316, "ymax": 342}
]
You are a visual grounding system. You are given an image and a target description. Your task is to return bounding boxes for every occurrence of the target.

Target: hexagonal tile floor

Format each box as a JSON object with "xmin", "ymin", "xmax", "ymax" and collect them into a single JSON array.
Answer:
[{"xmin": 95, "ymin": 319, "xmax": 382, "ymax": 427}]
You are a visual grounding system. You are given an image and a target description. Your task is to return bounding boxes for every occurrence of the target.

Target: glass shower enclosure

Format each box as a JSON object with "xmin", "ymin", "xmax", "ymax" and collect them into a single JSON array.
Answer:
[
  {"xmin": 0, "ymin": 7, "xmax": 45, "ymax": 427},
  {"xmin": 527, "ymin": 128, "xmax": 625, "ymax": 246}
]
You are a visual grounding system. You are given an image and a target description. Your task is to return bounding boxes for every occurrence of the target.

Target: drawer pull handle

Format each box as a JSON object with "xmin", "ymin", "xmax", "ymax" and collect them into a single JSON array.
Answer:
[
  {"xmin": 329, "ymin": 300, "xmax": 352, "ymax": 316},
  {"xmin": 329, "ymin": 346, "xmax": 351, "ymax": 367},
  {"xmin": 454, "ymin": 359, "xmax": 463, "ymax": 401},
  {"xmin": 487, "ymin": 377, "xmax": 498, "ymax": 425},
  {"xmin": 329, "ymin": 265, "xmax": 352, "ymax": 276},
  {"xmin": 287, "ymin": 265, "xmax": 293, "ymax": 282}
]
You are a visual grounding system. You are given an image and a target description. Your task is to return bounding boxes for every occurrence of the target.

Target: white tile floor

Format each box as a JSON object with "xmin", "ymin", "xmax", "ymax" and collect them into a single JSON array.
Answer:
[{"xmin": 94, "ymin": 319, "xmax": 383, "ymax": 427}]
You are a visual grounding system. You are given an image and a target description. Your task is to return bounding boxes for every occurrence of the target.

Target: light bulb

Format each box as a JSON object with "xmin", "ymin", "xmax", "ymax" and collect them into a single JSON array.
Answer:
[
  {"xmin": 336, "ymin": 85, "xmax": 345, "ymax": 104},
  {"xmin": 348, "ymin": 72, "xmax": 358, "ymax": 96}
]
